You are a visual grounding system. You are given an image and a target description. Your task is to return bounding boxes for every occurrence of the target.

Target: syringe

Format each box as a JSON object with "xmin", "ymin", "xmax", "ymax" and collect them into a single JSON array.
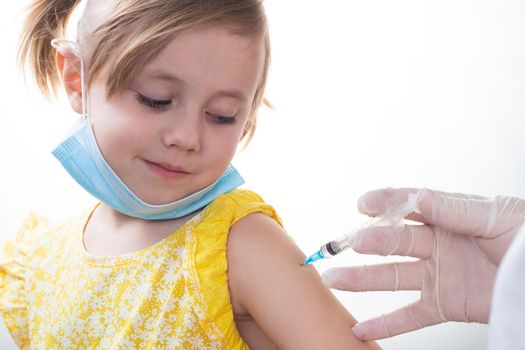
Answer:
[{"xmin": 302, "ymin": 193, "xmax": 417, "ymax": 265}]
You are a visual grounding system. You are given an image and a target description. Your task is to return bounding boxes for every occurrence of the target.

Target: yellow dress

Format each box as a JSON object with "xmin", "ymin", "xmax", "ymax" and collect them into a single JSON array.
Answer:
[{"xmin": 0, "ymin": 189, "xmax": 281, "ymax": 349}]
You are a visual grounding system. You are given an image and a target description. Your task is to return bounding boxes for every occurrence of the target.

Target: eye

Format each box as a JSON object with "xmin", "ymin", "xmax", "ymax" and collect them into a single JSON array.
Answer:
[
  {"xmin": 135, "ymin": 93, "xmax": 171, "ymax": 111},
  {"xmin": 206, "ymin": 112, "xmax": 237, "ymax": 125}
]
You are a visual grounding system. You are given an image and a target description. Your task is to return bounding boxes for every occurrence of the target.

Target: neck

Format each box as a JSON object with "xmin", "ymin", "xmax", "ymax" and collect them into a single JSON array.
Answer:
[
  {"xmin": 97, "ymin": 203, "xmax": 146, "ymax": 228},
  {"xmin": 95, "ymin": 202, "xmax": 203, "ymax": 230}
]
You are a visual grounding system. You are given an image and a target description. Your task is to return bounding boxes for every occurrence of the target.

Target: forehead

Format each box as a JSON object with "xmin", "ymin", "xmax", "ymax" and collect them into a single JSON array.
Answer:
[{"xmin": 137, "ymin": 26, "xmax": 266, "ymax": 101}]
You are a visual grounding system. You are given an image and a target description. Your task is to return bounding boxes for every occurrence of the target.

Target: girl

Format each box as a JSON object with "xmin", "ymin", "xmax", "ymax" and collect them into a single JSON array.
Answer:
[{"xmin": 1, "ymin": 0, "xmax": 380, "ymax": 349}]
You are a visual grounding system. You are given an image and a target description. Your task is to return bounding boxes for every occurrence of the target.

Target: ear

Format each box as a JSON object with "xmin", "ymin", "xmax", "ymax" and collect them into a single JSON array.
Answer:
[{"xmin": 55, "ymin": 48, "xmax": 84, "ymax": 114}]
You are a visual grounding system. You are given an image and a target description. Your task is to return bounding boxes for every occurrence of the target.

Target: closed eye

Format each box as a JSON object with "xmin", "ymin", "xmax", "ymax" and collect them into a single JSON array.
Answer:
[
  {"xmin": 135, "ymin": 93, "xmax": 172, "ymax": 110},
  {"xmin": 206, "ymin": 112, "xmax": 237, "ymax": 125}
]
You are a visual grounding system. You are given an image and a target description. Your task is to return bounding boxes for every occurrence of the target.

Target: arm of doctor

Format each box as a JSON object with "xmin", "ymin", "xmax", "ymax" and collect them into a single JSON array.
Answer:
[{"xmin": 227, "ymin": 213, "xmax": 381, "ymax": 350}]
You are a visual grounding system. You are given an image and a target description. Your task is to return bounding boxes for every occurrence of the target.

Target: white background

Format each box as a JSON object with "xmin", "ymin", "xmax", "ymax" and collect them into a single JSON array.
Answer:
[{"xmin": 1, "ymin": 0, "xmax": 525, "ymax": 349}]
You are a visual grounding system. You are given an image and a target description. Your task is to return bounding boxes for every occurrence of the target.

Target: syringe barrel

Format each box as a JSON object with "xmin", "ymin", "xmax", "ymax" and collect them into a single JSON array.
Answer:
[
  {"xmin": 314, "ymin": 194, "xmax": 417, "ymax": 261},
  {"xmin": 319, "ymin": 233, "xmax": 353, "ymax": 258}
]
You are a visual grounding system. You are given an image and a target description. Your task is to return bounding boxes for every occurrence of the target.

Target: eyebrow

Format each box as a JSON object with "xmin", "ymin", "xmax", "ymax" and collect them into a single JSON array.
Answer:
[{"xmin": 143, "ymin": 69, "xmax": 249, "ymax": 102}]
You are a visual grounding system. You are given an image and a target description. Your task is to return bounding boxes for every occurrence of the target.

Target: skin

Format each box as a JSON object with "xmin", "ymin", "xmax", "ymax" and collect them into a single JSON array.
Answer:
[
  {"xmin": 58, "ymin": 25, "xmax": 263, "ymax": 254},
  {"xmin": 228, "ymin": 213, "xmax": 381, "ymax": 349},
  {"xmin": 56, "ymin": 24, "xmax": 380, "ymax": 349}
]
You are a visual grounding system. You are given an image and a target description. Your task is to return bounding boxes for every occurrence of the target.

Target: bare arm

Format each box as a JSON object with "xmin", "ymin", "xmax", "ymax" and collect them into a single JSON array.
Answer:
[{"xmin": 227, "ymin": 213, "xmax": 381, "ymax": 350}]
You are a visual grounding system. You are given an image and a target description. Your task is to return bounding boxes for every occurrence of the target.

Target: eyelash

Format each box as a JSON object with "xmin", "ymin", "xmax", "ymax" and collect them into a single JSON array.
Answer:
[
  {"xmin": 136, "ymin": 93, "xmax": 171, "ymax": 110},
  {"xmin": 135, "ymin": 93, "xmax": 236, "ymax": 125},
  {"xmin": 206, "ymin": 112, "xmax": 237, "ymax": 125}
]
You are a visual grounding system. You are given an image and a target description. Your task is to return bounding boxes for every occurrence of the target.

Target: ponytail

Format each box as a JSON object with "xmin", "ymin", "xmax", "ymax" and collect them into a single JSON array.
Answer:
[{"xmin": 18, "ymin": 0, "xmax": 82, "ymax": 97}]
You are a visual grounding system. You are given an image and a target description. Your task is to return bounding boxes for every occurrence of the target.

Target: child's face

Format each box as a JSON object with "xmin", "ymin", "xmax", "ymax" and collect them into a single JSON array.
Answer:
[{"xmin": 86, "ymin": 26, "xmax": 265, "ymax": 205}]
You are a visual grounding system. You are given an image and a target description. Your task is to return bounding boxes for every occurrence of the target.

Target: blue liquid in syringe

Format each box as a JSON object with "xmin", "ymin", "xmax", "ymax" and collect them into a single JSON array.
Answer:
[{"xmin": 302, "ymin": 233, "xmax": 353, "ymax": 265}]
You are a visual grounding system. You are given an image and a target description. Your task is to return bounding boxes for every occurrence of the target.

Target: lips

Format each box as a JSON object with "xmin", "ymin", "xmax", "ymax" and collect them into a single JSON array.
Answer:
[
  {"xmin": 144, "ymin": 160, "xmax": 190, "ymax": 179},
  {"xmin": 153, "ymin": 161, "xmax": 189, "ymax": 173}
]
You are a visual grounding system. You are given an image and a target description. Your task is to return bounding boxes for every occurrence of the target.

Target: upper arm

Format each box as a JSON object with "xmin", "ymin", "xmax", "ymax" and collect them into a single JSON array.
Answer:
[{"xmin": 227, "ymin": 213, "xmax": 381, "ymax": 350}]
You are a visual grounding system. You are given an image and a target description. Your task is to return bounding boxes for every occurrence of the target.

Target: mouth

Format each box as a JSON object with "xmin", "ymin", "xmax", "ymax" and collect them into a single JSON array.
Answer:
[{"xmin": 144, "ymin": 160, "xmax": 190, "ymax": 179}]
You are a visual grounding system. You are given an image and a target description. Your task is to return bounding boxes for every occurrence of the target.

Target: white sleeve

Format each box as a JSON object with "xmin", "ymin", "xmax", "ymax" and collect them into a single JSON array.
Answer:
[{"xmin": 487, "ymin": 224, "xmax": 525, "ymax": 350}]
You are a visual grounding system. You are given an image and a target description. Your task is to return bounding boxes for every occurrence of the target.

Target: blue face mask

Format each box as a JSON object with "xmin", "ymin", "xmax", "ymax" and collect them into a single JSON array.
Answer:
[{"xmin": 50, "ymin": 39, "xmax": 244, "ymax": 220}]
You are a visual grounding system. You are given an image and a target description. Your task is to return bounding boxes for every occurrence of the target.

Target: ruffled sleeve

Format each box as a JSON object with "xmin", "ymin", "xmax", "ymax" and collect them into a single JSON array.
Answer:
[
  {"xmin": 192, "ymin": 189, "xmax": 283, "ymax": 349},
  {"xmin": 0, "ymin": 213, "xmax": 48, "ymax": 350}
]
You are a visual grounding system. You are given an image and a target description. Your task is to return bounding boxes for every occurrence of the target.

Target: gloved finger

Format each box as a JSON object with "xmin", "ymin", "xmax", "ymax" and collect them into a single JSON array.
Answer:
[
  {"xmin": 350, "ymin": 224, "xmax": 435, "ymax": 259},
  {"xmin": 417, "ymin": 189, "xmax": 525, "ymax": 238},
  {"xmin": 358, "ymin": 187, "xmax": 487, "ymax": 224},
  {"xmin": 321, "ymin": 261, "xmax": 424, "ymax": 292},
  {"xmin": 352, "ymin": 301, "xmax": 441, "ymax": 341},
  {"xmin": 358, "ymin": 187, "xmax": 419, "ymax": 217}
]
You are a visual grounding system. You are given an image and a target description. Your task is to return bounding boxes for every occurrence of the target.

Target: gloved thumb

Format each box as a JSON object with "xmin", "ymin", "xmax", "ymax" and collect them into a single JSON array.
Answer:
[{"xmin": 351, "ymin": 301, "xmax": 440, "ymax": 341}]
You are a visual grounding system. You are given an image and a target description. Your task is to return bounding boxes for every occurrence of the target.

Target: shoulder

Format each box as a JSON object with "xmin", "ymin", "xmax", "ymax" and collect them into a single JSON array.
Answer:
[
  {"xmin": 224, "ymin": 189, "xmax": 295, "ymax": 284},
  {"xmin": 16, "ymin": 212, "xmax": 49, "ymax": 238},
  {"xmin": 228, "ymin": 212, "xmax": 296, "ymax": 265},
  {"xmin": 220, "ymin": 189, "xmax": 266, "ymax": 203},
  {"xmin": 6, "ymin": 213, "xmax": 49, "ymax": 250},
  {"xmin": 205, "ymin": 189, "xmax": 283, "ymax": 227},
  {"xmin": 194, "ymin": 189, "xmax": 286, "ymax": 264},
  {"xmin": 211, "ymin": 189, "xmax": 268, "ymax": 213},
  {"xmin": 5, "ymin": 207, "xmax": 93, "ymax": 255},
  {"xmin": 224, "ymin": 188, "xmax": 294, "ymax": 269}
]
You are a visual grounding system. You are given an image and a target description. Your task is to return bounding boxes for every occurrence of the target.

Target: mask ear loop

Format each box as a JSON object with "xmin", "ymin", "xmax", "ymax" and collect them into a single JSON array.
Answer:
[{"xmin": 50, "ymin": 39, "xmax": 87, "ymax": 116}]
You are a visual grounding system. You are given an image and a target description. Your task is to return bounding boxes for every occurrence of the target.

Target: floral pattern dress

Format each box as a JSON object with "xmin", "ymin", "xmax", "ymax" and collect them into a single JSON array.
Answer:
[{"xmin": 0, "ymin": 189, "xmax": 281, "ymax": 349}]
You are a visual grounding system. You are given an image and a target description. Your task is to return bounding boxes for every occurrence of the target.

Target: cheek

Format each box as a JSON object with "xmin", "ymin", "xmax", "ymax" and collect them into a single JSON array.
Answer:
[
  {"xmin": 89, "ymin": 105, "xmax": 150, "ymax": 165},
  {"xmin": 91, "ymin": 123, "xmax": 135, "ymax": 171},
  {"xmin": 204, "ymin": 128, "xmax": 242, "ymax": 164}
]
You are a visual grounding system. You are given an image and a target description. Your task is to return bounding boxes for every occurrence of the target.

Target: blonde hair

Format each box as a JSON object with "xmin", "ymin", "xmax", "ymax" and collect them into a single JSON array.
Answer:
[{"xmin": 18, "ymin": 0, "xmax": 270, "ymax": 142}]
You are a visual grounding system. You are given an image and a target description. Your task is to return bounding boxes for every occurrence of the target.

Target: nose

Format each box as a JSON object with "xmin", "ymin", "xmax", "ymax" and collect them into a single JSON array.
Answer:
[{"xmin": 161, "ymin": 112, "xmax": 201, "ymax": 152}]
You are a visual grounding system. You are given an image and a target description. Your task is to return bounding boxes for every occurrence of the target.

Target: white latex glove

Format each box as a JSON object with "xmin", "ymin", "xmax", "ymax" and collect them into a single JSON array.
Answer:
[{"xmin": 322, "ymin": 188, "xmax": 525, "ymax": 341}]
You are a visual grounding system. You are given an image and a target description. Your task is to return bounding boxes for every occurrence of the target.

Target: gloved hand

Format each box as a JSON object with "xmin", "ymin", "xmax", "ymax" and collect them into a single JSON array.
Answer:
[{"xmin": 322, "ymin": 188, "xmax": 525, "ymax": 341}]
